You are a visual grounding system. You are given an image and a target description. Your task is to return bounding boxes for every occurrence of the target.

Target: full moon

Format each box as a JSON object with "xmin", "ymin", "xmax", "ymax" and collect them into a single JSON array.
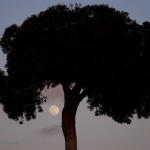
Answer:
[{"xmin": 49, "ymin": 105, "xmax": 59, "ymax": 116}]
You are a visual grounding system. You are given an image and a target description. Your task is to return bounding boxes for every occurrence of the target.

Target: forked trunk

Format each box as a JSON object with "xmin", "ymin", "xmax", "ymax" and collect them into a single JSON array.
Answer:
[{"xmin": 62, "ymin": 83, "xmax": 87, "ymax": 150}]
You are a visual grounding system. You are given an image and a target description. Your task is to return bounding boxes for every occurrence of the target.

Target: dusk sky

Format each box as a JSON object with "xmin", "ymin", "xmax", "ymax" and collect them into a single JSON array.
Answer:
[{"xmin": 0, "ymin": 1, "xmax": 150, "ymax": 150}]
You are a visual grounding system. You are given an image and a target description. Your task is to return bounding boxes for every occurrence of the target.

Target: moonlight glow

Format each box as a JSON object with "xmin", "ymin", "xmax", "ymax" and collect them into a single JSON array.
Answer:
[{"xmin": 49, "ymin": 105, "xmax": 59, "ymax": 115}]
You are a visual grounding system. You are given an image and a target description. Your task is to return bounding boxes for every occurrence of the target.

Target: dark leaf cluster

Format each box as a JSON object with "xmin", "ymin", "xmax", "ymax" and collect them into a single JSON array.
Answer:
[{"xmin": 0, "ymin": 4, "xmax": 150, "ymax": 124}]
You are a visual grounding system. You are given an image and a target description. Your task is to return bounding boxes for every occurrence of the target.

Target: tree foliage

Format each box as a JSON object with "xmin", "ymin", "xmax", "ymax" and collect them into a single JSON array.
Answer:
[{"xmin": 0, "ymin": 4, "xmax": 150, "ymax": 124}]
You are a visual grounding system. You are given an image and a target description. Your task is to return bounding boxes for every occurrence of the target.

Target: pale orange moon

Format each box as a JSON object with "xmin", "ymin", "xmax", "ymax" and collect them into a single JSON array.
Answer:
[{"xmin": 49, "ymin": 105, "xmax": 59, "ymax": 115}]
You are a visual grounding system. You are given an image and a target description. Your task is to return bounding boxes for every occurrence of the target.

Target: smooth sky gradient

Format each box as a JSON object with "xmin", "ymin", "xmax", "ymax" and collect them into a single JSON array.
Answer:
[{"xmin": 1, "ymin": 1, "xmax": 150, "ymax": 150}]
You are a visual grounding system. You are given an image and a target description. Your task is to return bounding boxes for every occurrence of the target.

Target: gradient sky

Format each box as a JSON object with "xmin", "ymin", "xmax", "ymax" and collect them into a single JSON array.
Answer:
[{"xmin": 0, "ymin": 1, "xmax": 150, "ymax": 150}]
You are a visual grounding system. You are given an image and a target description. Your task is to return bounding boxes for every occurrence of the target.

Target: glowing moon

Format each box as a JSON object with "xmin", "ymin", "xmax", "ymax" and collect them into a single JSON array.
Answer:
[{"xmin": 49, "ymin": 105, "xmax": 59, "ymax": 115}]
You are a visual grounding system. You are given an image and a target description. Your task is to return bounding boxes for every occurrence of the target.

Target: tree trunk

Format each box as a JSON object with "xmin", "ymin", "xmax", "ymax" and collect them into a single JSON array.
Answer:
[
  {"xmin": 61, "ymin": 83, "xmax": 87, "ymax": 150},
  {"xmin": 62, "ymin": 100, "xmax": 79, "ymax": 150}
]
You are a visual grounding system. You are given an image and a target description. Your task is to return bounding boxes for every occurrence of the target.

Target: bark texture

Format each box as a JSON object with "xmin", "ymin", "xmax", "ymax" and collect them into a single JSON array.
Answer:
[
  {"xmin": 62, "ymin": 83, "xmax": 86, "ymax": 150},
  {"xmin": 62, "ymin": 102, "xmax": 78, "ymax": 150}
]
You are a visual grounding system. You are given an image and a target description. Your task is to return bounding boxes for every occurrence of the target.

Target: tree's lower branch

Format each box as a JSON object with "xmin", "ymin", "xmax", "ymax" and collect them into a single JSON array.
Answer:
[
  {"xmin": 62, "ymin": 83, "xmax": 71, "ymax": 95},
  {"xmin": 78, "ymin": 90, "xmax": 88, "ymax": 102},
  {"xmin": 72, "ymin": 82, "xmax": 82, "ymax": 95}
]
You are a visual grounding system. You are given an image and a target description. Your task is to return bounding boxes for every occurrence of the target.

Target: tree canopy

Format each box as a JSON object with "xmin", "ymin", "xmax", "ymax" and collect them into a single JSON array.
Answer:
[{"xmin": 0, "ymin": 4, "xmax": 150, "ymax": 124}]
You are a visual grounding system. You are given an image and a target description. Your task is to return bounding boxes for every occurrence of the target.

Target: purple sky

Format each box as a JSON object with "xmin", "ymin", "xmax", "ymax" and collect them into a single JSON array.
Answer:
[{"xmin": 0, "ymin": 1, "xmax": 150, "ymax": 150}]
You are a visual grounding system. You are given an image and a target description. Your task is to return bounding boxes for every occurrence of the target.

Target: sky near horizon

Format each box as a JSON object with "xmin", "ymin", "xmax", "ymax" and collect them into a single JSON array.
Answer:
[{"xmin": 1, "ymin": 1, "xmax": 150, "ymax": 150}]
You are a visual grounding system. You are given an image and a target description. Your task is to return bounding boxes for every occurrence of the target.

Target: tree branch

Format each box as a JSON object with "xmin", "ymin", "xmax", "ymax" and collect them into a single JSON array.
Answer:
[
  {"xmin": 62, "ymin": 83, "xmax": 71, "ymax": 95},
  {"xmin": 72, "ymin": 82, "xmax": 82, "ymax": 95},
  {"xmin": 78, "ymin": 90, "xmax": 88, "ymax": 102}
]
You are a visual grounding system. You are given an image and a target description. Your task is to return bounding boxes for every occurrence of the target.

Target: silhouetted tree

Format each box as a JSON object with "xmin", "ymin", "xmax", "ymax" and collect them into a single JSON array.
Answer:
[{"xmin": 0, "ymin": 4, "xmax": 150, "ymax": 150}]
